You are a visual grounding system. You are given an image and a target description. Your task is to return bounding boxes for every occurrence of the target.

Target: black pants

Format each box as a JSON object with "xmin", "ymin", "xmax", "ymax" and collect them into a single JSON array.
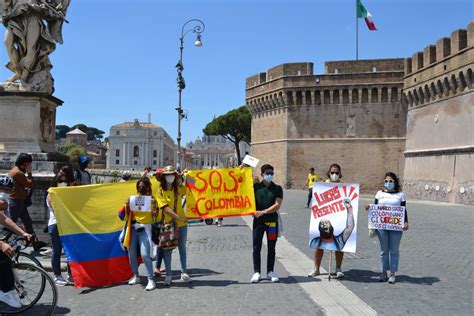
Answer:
[
  {"xmin": 253, "ymin": 220, "xmax": 278, "ymax": 274},
  {"xmin": 307, "ymin": 188, "xmax": 313, "ymax": 207},
  {"xmin": 7, "ymin": 198, "xmax": 35, "ymax": 235},
  {"xmin": 0, "ymin": 252, "xmax": 14, "ymax": 292}
]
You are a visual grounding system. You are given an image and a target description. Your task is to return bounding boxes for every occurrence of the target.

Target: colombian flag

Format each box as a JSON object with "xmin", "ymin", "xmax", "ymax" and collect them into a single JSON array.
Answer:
[{"xmin": 49, "ymin": 179, "xmax": 159, "ymax": 288}]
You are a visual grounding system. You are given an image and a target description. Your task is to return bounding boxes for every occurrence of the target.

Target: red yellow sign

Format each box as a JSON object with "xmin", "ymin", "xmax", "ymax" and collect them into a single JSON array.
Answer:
[{"xmin": 185, "ymin": 167, "xmax": 256, "ymax": 219}]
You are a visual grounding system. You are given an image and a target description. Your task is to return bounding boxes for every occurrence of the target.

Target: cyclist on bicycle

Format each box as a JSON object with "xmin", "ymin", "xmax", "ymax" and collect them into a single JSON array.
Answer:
[{"xmin": 0, "ymin": 175, "xmax": 33, "ymax": 308}]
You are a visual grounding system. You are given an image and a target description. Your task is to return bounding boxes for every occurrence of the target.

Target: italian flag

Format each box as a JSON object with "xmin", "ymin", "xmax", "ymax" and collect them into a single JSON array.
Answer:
[{"xmin": 357, "ymin": 0, "xmax": 377, "ymax": 31}]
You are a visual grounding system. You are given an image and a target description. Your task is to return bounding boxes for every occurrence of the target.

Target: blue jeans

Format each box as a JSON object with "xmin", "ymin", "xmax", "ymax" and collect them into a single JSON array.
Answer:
[
  {"xmin": 48, "ymin": 224, "xmax": 63, "ymax": 276},
  {"xmin": 128, "ymin": 227, "xmax": 153, "ymax": 280},
  {"xmin": 160, "ymin": 225, "xmax": 188, "ymax": 276},
  {"xmin": 376, "ymin": 230, "xmax": 403, "ymax": 273}
]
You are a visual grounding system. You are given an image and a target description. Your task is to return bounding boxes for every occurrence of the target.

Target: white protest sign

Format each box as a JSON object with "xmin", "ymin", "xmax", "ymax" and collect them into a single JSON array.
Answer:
[
  {"xmin": 242, "ymin": 155, "xmax": 259, "ymax": 168},
  {"xmin": 309, "ymin": 182, "xmax": 359, "ymax": 253},
  {"xmin": 368, "ymin": 204, "xmax": 405, "ymax": 231},
  {"xmin": 129, "ymin": 195, "xmax": 151, "ymax": 212}
]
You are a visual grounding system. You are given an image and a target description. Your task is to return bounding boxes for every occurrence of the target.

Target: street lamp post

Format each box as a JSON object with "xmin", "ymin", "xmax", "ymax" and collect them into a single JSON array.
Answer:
[{"xmin": 176, "ymin": 19, "xmax": 205, "ymax": 171}]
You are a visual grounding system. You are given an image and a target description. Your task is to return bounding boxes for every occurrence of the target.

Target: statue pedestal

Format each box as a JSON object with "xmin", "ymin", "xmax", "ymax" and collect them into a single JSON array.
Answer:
[
  {"xmin": 0, "ymin": 92, "xmax": 63, "ymax": 153},
  {"xmin": 0, "ymin": 92, "xmax": 69, "ymax": 235}
]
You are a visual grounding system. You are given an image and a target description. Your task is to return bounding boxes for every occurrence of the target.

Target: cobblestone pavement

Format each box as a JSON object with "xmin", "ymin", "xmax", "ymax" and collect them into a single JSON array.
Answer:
[
  {"xmin": 21, "ymin": 218, "xmax": 323, "ymax": 315},
  {"xmin": 280, "ymin": 189, "xmax": 474, "ymax": 315}
]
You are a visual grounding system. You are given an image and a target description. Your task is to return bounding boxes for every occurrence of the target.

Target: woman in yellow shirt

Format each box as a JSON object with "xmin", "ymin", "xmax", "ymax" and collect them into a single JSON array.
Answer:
[
  {"xmin": 155, "ymin": 166, "xmax": 189, "ymax": 286},
  {"xmin": 119, "ymin": 177, "xmax": 158, "ymax": 291}
]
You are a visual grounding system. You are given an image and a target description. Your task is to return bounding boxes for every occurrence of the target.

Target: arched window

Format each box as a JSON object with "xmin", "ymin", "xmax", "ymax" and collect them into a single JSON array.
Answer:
[
  {"xmin": 133, "ymin": 146, "xmax": 139, "ymax": 157},
  {"xmin": 424, "ymin": 85, "xmax": 431, "ymax": 102},
  {"xmin": 430, "ymin": 82, "xmax": 437, "ymax": 100},
  {"xmin": 467, "ymin": 68, "xmax": 473, "ymax": 87},
  {"xmin": 371, "ymin": 88, "xmax": 378, "ymax": 103},
  {"xmin": 314, "ymin": 90, "xmax": 321, "ymax": 105},
  {"xmin": 381, "ymin": 87, "xmax": 388, "ymax": 102},
  {"xmin": 418, "ymin": 87, "xmax": 425, "ymax": 104},
  {"xmin": 451, "ymin": 74, "xmax": 458, "ymax": 93},
  {"xmin": 459, "ymin": 71, "xmax": 467, "ymax": 91},
  {"xmin": 323, "ymin": 90, "xmax": 331, "ymax": 104},
  {"xmin": 361, "ymin": 88, "xmax": 369, "ymax": 103},
  {"xmin": 443, "ymin": 77, "xmax": 451, "ymax": 96},
  {"xmin": 352, "ymin": 89, "xmax": 359, "ymax": 103},
  {"xmin": 391, "ymin": 87, "xmax": 398, "ymax": 102},
  {"xmin": 286, "ymin": 91, "xmax": 294, "ymax": 105},
  {"xmin": 342, "ymin": 89, "xmax": 349, "ymax": 104},
  {"xmin": 296, "ymin": 91, "xmax": 303, "ymax": 105},
  {"xmin": 305, "ymin": 90, "xmax": 312, "ymax": 105},
  {"xmin": 333, "ymin": 90, "xmax": 340, "ymax": 104}
]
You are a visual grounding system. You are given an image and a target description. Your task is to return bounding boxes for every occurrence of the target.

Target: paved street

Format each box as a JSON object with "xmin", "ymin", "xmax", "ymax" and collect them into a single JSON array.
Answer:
[{"xmin": 15, "ymin": 190, "xmax": 474, "ymax": 315}]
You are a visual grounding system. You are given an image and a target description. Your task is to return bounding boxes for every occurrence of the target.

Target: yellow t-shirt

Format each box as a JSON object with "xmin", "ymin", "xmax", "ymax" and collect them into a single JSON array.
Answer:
[
  {"xmin": 156, "ymin": 185, "xmax": 187, "ymax": 227},
  {"xmin": 307, "ymin": 173, "xmax": 319, "ymax": 188}
]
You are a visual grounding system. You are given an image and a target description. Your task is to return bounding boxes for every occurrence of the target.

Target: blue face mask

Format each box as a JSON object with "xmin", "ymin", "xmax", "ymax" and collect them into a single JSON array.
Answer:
[
  {"xmin": 384, "ymin": 182, "xmax": 395, "ymax": 190},
  {"xmin": 263, "ymin": 174, "xmax": 273, "ymax": 182}
]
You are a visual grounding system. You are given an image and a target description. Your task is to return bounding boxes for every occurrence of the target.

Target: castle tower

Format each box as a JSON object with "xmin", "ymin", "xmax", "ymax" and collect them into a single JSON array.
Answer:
[
  {"xmin": 246, "ymin": 59, "xmax": 407, "ymax": 192},
  {"xmin": 402, "ymin": 23, "xmax": 473, "ymax": 204}
]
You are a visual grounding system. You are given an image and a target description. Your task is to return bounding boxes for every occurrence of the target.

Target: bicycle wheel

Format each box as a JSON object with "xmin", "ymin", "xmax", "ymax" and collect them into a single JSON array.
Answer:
[
  {"xmin": 18, "ymin": 252, "xmax": 44, "ymax": 269},
  {"xmin": 0, "ymin": 263, "xmax": 58, "ymax": 315}
]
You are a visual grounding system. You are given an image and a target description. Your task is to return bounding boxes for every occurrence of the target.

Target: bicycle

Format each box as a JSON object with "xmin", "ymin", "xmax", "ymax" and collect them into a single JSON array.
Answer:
[
  {"xmin": 0, "ymin": 235, "xmax": 58, "ymax": 315},
  {"xmin": 0, "ymin": 230, "xmax": 44, "ymax": 268}
]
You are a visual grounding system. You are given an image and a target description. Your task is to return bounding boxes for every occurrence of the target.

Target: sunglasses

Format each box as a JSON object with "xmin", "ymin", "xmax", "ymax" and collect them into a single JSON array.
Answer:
[
  {"xmin": 264, "ymin": 172, "xmax": 274, "ymax": 176},
  {"xmin": 330, "ymin": 172, "xmax": 340, "ymax": 175},
  {"xmin": 58, "ymin": 179, "xmax": 67, "ymax": 183},
  {"xmin": 384, "ymin": 179, "xmax": 394, "ymax": 183}
]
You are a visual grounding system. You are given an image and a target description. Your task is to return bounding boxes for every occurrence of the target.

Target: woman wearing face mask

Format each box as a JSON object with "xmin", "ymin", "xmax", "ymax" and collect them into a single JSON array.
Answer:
[
  {"xmin": 119, "ymin": 177, "xmax": 158, "ymax": 291},
  {"xmin": 308, "ymin": 163, "xmax": 346, "ymax": 279},
  {"xmin": 367, "ymin": 172, "xmax": 409, "ymax": 284},
  {"xmin": 155, "ymin": 166, "xmax": 189, "ymax": 286},
  {"xmin": 46, "ymin": 167, "xmax": 76, "ymax": 286}
]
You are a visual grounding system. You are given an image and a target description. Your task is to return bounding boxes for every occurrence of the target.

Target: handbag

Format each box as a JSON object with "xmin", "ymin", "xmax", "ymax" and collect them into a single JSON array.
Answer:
[
  {"xmin": 158, "ymin": 189, "xmax": 179, "ymax": 250},
  {"xmin": 151, "ymin": 198, "xmax": 161, "ymax": 245}
]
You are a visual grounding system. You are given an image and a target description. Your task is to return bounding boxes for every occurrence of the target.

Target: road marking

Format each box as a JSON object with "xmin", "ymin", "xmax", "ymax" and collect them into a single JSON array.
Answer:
[{"xmin": 242, "ymin": 216, "xmax": 376, "ymax": 316}]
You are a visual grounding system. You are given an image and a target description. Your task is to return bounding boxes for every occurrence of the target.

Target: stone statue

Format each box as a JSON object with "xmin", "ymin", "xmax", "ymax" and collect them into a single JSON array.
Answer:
[{"xmin": 0, "ymin": 0, "xmax": 70, "ymax": 94}]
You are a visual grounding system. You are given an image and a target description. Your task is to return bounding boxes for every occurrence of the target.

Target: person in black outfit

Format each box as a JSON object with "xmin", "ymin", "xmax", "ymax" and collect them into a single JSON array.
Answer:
[{"xmin": 251, "ymin": 164, "xmax": 283, "ymax": 283}]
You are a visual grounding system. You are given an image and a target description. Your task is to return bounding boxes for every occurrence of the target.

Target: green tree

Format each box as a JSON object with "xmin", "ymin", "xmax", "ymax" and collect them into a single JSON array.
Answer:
[
  {"xmin": 55, "ymin": 124, "xmax": 70, "ymax": 140},
  {"xmin": 203, "ymin": 106, "xmax": 251, "ymax": 165},
  {"xmin": 58, "ymin": 143, "xmax": 86, "ymax": 166}
]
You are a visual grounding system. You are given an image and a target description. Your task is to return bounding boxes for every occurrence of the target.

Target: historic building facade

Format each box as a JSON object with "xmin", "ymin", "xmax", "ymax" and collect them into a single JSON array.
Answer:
[
  {"xmin": 402, "ymin": 23, "xmax": 473, "ymax": 204},
  {"xmin": 106, "ymin": 119, "xmax": 175, "ymax": 170},
  {"xmin": 246, "ymin": 22, "xmax": 473, "ymax": 204},
  {"xmin": 246, "ymin": 59, "xmax": 407, "ymax": 193},
  {"xmin": 186, "ymin": 135, "xmax": 250, "ymax": 169}
]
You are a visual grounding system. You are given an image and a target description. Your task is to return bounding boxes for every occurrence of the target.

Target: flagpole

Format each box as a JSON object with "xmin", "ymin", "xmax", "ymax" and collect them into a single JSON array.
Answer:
[{"xmin": 356, "ymin": 0, "xmax": 359, "ymax": 60}]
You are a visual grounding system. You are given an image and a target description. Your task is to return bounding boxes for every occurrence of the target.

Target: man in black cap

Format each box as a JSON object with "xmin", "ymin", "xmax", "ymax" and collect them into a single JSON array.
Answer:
[{"xmin": 250, "ymin": 164, "xmax": 283, "ymax": 283}]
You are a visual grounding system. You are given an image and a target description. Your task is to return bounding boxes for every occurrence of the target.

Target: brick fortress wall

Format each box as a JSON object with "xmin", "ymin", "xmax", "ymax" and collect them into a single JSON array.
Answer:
[
  {"xmin": 402, "ymin": 23, "xmax": 473, "ymax": 204},
  {"xmin": 246, "ymin": 60, "xmax": 407, "ymax": 194}
]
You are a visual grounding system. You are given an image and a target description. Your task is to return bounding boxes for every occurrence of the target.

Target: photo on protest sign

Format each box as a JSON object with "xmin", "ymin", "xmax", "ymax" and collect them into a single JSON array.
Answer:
[
  {"xmin": 368, "ymin": 204, "xmax": 405, "ymax": 231},
  {"xmin": 309, "ymin": 182, "xmax": 359, "ymax": 253},
  {"xmin": 129, "ymin": 195, "xmax": 152, "ymax": 212},
  {"xmin": 185, "ymin": 167, "xmax": 256, "ymax": 219}
]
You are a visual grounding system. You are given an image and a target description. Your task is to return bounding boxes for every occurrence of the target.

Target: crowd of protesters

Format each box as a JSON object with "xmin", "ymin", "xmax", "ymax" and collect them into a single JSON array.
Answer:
[{"xmin": 0, "ymin": 152, "xmax": 409, "ymax": 306}]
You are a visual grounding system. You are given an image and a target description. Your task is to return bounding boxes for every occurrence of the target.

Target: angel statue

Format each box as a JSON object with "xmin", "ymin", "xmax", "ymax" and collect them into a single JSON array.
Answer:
[{"xmin": 0, "ymin": 0, "xmax": 70, "ymax": 94}]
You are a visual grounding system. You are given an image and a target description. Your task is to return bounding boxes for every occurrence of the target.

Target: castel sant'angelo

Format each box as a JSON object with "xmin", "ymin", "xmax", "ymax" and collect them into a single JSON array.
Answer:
[{"xmin": 246, "ymin": 22, "xmax": 473, "ymax": 205}]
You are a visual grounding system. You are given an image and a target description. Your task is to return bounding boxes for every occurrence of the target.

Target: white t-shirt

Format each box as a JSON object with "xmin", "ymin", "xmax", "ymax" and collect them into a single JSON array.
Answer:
[
  {"xmin": 375, "ymin": 190, "xmax": 406, "ymax": 206},
  {"xmin": 46, "ymin": 194, "xmax": 56, "ymax": 226}
]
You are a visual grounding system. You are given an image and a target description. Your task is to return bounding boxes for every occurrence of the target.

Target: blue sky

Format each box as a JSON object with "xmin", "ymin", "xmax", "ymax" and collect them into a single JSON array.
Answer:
[{"xmin": 1, "ymin": 0, "xmax": 471, "ymax": 143}]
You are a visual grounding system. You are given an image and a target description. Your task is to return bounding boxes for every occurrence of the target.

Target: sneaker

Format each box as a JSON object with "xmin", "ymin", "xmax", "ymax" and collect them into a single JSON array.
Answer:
[
  {"xmin": 128, "ymin": 275, "xmax": 140, "ymax": 285},
  {"xmin": 379, "ymin": 272, "xmax": 388, "ymax": 282},
  {"xmin": 40, "ymin": 248, "xmax": 53, "ymax": 256},
  {"xmin": 0, "ymin": 290, "xmax": 22, "ymax": 308},
  {"xmin": 388, "ymin": 273, "xmax": 396, "ymax": 284},
  {"xmin": 250, "ymin": 272, "xmax": 261, "ymax": 283},
  {"xmin": 308, "ymin": 268, "xmax": 320, "ymax": 277},
  {"xmin": 217, "ymin": 220, "xmax": 223, "ymax": 227},
  {"xmin": 335, "ymin": 268, "xmax": 344, "ymax": 278},
  {"xmin": 164, "ymin": 276, "xmax": 172, "ymax": 286},
  {"xmin": 54, "ymin": 275, "xmax": 68, "ymax": 286},
  {"xmin": 145, "ymin": 280, "xmax": 156, "ymax": 291},
  {"xmin": 66, "ymin": 275, "xmax": 74, "ymax": 285},
  {"xmin": 32, "ymin": 240, "xmax": 48, "ymax": 251},
  {"xmin": 181, "ymin": 272, "xmax": 192, "ymax": 283},
  {"xmin": 267, "ymin": 271, "xmax": 280, "ymax": 283}
]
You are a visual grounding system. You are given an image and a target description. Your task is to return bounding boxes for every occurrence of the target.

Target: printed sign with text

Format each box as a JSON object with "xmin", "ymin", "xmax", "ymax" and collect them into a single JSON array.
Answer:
[{"xmin": 368, "ymin": 204, "xmax": 405, "ymax": 231}]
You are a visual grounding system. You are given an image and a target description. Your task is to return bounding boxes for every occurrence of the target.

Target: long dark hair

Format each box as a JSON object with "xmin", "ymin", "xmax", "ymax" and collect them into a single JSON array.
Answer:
[
  {"xmin": 136, "ymin": 177, "xmax": 152, "ymax": 195},
  {"xmin": 384, "ymin": 172, "xmax": 400, "ymax": 192},
  {"xmin": 326, "ymin": 163, "xmax": 342, "ymax": 179},
  {"xmin": 51, "ymin": 166, "xmax": 76, "ymax": 187}
]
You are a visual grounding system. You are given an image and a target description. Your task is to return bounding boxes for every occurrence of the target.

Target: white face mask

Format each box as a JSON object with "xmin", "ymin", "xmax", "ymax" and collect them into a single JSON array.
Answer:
[
  {"xmin": 165, "ymin": 175, "xmax": 175, "ymax": 184},
  {"xmin": 57, "ymin": 182, "xmax": 67, "ymax": 187},
  {"xmin": 330, "ymin": 173, "xmax": 340, "ymax": 182}
]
